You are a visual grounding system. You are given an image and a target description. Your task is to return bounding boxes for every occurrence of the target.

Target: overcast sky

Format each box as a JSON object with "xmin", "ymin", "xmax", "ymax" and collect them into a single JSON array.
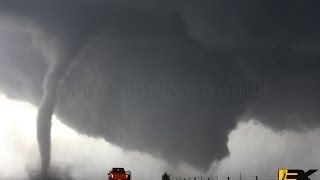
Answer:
[{"xmin": 0, "ymin": 0, "xmax": 320, "ymax": 179}]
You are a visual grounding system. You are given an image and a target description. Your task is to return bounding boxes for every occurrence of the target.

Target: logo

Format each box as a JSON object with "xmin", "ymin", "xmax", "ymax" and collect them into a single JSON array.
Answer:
[{"xmin": 278, "ymin": 169, "xmax": 318, "ymax": 180}]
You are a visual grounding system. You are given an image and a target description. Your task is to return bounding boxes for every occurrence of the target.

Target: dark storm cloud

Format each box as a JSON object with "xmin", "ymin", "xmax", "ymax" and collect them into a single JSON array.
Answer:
[{"xmin": 0, "ymin": 0, "xmax": 320, "ymax": 171}]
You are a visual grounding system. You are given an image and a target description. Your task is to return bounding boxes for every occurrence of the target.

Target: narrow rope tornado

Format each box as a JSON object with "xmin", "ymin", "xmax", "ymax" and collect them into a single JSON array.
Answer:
[
  {"xmin": 36, "ymin": 60, "xmax": 73, "ymax": 178},
  {"xmin": 32, "ymin": 14, "xmax": 96, "ymax": 178}
]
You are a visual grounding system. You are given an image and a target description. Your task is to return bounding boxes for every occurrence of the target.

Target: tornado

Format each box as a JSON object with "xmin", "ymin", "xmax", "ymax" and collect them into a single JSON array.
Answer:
[
  {"xmin": 33, "ymin": 22, "xmax": 97, "ymax": 178},
  {"xmin": 36, "ymin": 59, "xmax": 73, "ymax": 178}
]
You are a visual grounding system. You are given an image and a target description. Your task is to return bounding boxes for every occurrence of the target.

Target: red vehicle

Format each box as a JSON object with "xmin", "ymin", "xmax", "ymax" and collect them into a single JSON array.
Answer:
[{"xmin": 108, "ymin": 167, "xmax": 131, "ymax": 180}]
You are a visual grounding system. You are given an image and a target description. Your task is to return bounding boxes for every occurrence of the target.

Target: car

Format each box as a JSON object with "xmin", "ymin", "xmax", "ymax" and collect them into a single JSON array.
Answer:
[{"xmin": 108, "ymin": 167, "xmax": 131, "ymax": 180}]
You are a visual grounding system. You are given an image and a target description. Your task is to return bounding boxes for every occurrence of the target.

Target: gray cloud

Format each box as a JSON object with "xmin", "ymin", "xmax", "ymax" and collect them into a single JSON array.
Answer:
[
  {"xmin": 0, "ymin": 0, "xmax": 320, "ymax": 171},
  {"xmin": 209, "ymin": 120, "xmax": 320, "ymax": 178}
]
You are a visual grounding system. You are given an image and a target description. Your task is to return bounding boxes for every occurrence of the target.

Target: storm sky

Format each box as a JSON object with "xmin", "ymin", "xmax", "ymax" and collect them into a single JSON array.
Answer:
[{"xmin": 0, "ymin": 0, "xmax": 320, "ymax": 179}]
